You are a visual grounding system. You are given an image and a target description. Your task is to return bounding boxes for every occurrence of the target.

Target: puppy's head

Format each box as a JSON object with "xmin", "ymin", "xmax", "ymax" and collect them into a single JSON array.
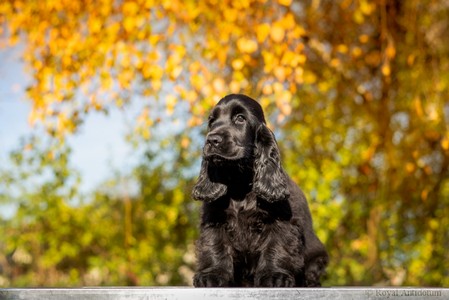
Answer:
[
  {"xmin": 192, "ymin": 94, "xmax": 289, "ymax": 203},
  {"xmin": 203, "ymin": 94, "xmax": 265, "ymax": 165}
]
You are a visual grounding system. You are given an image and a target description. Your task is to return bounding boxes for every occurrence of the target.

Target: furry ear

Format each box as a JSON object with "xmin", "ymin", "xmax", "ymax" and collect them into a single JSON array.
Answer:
[
  {"xmin": 253, "ymin": 124, "xmax": 290, "ymax": 202},
  {"xmin": 192, "ymin": 159, "xmax": 227, "ymax": 202}
]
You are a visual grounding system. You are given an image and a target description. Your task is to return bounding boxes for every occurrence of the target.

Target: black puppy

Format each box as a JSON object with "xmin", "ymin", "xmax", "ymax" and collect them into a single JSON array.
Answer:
[{"xmin": 192, "ymin": 94, "xmax": 328, "ymax": 287}]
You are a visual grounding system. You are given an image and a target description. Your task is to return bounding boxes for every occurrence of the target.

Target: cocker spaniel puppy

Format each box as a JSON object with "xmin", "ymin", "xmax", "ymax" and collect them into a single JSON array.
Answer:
[{"xmin": 192, "ymin": 94, "xmax": 328, "ymax": 287}]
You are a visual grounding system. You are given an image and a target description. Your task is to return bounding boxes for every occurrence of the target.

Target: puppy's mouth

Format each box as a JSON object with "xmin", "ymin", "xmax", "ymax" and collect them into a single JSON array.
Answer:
[
  {"xmin": 205, "ymin": 153, "xmax": 238, "ymax": 163},
  {"xmin": 205, "ymin": 154, "xmax": 228, "ymax": 165},
  {"xmin": 204, "ymin": 148, "xmax": 246, "ymax": 165}
]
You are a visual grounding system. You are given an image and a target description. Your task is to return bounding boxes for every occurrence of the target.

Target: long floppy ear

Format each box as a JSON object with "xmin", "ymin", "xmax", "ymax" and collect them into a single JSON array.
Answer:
[
  {"xmin": 192, "ymin": 159, "xmax": 227, "ymax": 202},
  {"xmin": 253, "ymin": 124, "xmax": 290, "ymax": 202}
]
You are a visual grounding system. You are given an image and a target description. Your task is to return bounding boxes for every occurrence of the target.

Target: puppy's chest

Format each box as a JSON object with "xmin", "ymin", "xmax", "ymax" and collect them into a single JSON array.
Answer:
[{"xmin": 224, "ymin": 198, "xmax": 270, "ymax": 250}]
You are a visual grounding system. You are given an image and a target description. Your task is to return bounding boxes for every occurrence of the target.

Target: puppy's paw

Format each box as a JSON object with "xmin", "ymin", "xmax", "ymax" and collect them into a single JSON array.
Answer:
[
  {"xmin": 193, "ymin": 273, "xmax": 230, "ymax": 287},
  {"xmin": 255, "ymin": 272, "xmax": 294, "ymax": 287}
]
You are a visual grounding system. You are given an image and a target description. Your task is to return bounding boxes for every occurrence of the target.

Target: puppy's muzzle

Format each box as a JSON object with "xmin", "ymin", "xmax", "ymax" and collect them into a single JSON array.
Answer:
[{"xmin": 206, "ymin": 133, "xmax": 223, "ymax": 147}]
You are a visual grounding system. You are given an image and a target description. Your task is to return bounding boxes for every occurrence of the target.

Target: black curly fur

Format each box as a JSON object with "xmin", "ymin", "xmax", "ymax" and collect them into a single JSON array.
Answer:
[{"xmin": 192, "ymin": 94, "xmax": 328, "ymax": 287}]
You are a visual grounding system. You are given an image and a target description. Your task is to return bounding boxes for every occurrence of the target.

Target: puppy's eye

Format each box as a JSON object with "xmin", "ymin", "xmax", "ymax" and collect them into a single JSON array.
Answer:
[
  {"xmin": 234, "ymin": 114, "xmax": 246, "ymax": 124},
  {"xmin": 208, "ymin": 116, "xmax": 215, "ymax": 127}
]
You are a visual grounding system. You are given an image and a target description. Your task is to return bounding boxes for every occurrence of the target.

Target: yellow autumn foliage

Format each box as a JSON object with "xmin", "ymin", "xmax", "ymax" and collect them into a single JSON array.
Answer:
[{"xmin": 1, "ymin": 0, "xmax": 449, "ymax": 287}]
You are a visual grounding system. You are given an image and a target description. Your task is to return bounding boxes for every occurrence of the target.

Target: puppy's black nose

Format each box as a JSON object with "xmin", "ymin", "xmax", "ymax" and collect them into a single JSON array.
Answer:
[{"xmin": 206, "ymin": 133, "xmax": 223, "ymax": 147}]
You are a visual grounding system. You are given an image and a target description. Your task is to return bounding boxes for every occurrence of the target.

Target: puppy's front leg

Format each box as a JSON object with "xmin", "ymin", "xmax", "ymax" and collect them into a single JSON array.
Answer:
[
  {"xmin": 194, "ymin": 226, "xmax": 234, "ymax": 287},
  {"xmin": 254, "ymin": 224, "xmax": 305, "ymax": 287}
]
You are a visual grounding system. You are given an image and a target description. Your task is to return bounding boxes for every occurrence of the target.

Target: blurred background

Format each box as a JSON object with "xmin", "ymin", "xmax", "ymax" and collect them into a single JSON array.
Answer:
[{"xmin": 0, "ymin": 0, "xmax": 448, "ymax": 287}]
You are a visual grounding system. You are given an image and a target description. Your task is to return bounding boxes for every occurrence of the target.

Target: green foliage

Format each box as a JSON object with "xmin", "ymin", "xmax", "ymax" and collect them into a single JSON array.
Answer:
[
  {"xmin": 1, "ymin": 0, "xmax": 449, "ymax": 287},
  {"xmin": 0, "ymin": 138, "xmax": 198, "ymax": 286}
]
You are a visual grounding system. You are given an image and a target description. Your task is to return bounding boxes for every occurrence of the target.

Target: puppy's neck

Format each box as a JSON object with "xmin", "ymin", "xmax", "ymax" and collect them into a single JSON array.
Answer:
[
  {"xmin": 207, "ymin": 161, "xmax": 254, "ymax": 200},
  {"xmin": 227, "ymin": 178, "xmax": 253, "ymax": 201}
]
